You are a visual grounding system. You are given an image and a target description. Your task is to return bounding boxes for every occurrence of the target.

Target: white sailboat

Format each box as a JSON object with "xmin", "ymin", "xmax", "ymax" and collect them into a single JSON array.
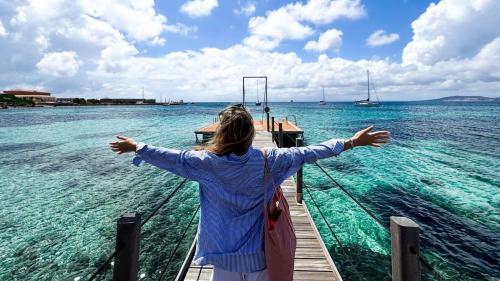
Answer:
[
  {"xmin": 255, "ymin": 80, "xmax": 261, "ymax": 106},
  {"xmin": 319, "ymin": 87, "xmax": 327, "ymax": 105},
  {"xmin": 355, "ymin": 70, "xmax": 380, "ymax": 107}
]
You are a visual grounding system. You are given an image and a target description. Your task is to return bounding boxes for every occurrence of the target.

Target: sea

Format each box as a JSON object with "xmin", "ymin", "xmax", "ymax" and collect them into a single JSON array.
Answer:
[{"xmin": 0, "ymin": 102, "xmax": 498, "ymax": 281}]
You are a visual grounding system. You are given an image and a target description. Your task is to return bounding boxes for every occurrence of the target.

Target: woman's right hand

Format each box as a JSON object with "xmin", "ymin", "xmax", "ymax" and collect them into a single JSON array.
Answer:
[
  {"xmin": 109, "ymin": 135, "xmax": 137, "ymax": 154},
  {"xmin": 351, "ymin": 126, "xmax": 390, "ymax": 148}
]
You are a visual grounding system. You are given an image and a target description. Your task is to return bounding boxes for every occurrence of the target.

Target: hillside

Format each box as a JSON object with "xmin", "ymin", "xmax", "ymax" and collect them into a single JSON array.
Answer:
[{"xmin": 428, "ymin": 96, "xmax": 499, "ymax": 102}]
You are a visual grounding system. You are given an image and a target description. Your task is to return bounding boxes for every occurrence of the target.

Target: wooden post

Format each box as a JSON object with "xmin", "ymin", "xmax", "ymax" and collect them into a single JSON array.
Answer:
[
  {"xmin": 242, "ymin": 77, "xmax": 245, "ymax": 107},
  {"xmin": 266, "ymin": 112, "xmax": 270, "ymax": 132},
  {"xmin": 296, "ymin": 137, "xmax": 303, "ymax": 204},
  {"xmin": 271, "ymin": 117, "xmax": 275, "ymax": 143},
  {"xmin": 390, "ymin": 216, "xmax": 421, "ymax": 281},
  {"xmin": 113, "ymin": 213, "xmax": 141, "ymax": 281},
  {"xmin": 278, "ymin": 123, "xmax": 283, "ymax": 148}
]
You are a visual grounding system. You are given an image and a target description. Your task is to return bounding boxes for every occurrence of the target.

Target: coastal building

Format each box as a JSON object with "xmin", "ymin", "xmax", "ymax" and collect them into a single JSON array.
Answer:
[
  {"xmin": 99, "ymin": 98, "xmax": 156, "ymax": 104},
  {"xmin": 56, "ymin": 98, "xmax": 77, "ymax": 104},
  {"xmin": 2, "ymin": 89, "xmax": 56, "ymax": 104}
]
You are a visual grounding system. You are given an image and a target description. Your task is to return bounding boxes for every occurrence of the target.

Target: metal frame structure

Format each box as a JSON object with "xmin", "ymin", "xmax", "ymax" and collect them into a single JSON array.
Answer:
[{"xmin": 242, "ymin": 76, "xmax": 268, "ymax": 108}]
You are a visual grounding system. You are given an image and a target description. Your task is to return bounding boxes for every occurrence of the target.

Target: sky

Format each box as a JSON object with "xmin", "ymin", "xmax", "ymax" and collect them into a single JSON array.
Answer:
[{"xmin": 0, "ymin": 0, "xmax": 499, "ymax": 102}]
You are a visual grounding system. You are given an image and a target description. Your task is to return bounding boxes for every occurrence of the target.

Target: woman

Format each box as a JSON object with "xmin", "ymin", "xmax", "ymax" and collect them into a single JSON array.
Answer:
[{"xmin": 110, "ymin": 105, "xmax": 390, "ymax": 281}]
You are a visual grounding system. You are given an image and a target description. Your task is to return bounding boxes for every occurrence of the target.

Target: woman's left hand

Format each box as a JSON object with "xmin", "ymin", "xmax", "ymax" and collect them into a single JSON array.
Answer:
[{"xmin": 109, "ymin": 136, "xmax": 137, "ymax": 154}]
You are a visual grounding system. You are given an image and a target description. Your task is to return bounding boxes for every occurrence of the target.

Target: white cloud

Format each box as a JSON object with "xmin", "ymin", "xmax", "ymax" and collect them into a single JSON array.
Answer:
[
  {"xmin": 243, "ymin": 0, "xmax": 365, "ymax": 50},
  {"xmin": 36, "ymin": 51, "xmax": 80, "ymax": 77},
  {"xmin": 83, "ymin": 38, "xmax": 500, "ymax": 101},
  {"xmin": 164, "ymin": 22, "xmax": 198, "ymax": 36},
  {"xmin": 305, "ymin": 29, "xmax": 343, "ymax": 53},
  {"xmin": 0, "ymin": 19, "xmax": 8, "ymax": 37},
  {"xmin": 366, "ymin": 29, "xmax": 399, "ymax": 47},
  {"xmin": 180, "ymin": 0, "xmax": 218, "ymax": 17},
  {"xmin": 291, "ymin": 0, "xmax": 366, "ymax": 25},
  {"xmin": 234, "ymin": 1, "xmax": 256, "ymax": 16},
  {"xmin": 245, "ymin": 8, "xmax": 314, "ymax": 50},
  {"xmin": 80, "ymin": 0, "xmax": 167, "ymax": 42},
  {"xmin": 243, "ymin": 35, "xmax": 280, "ymax": 51},
  {"xmin": 35, "ymin": 35, "xmax": 49, "ymax": 50},
  {"xmin": 151, "ymin": 37, "xmax": 166, "ymax": 46},
  {"xmin": 97, "ymin": 41, "xmax": 139, "ymax": 73},
  {"xmin": 403, "ymin": 0, "xmax": 500, "ymax": 65}
]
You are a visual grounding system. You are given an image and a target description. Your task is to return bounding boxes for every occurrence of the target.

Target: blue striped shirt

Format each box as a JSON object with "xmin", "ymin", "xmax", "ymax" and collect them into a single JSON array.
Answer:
[{"xmin": 132, "ymin": 139, "xmax": 344, "ymax": 272}]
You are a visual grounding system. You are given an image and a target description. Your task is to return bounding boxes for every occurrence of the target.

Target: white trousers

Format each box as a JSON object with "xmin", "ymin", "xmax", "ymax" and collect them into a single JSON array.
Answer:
[{"xmin": 209, "ymin": 267, "xmax": 269, "ymax": 281}]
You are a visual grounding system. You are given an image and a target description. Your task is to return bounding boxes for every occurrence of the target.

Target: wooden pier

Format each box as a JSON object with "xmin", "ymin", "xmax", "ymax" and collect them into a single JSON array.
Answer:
[{"xmin": 178, "ymin": 127, "xmax": 343, "ymax": 281}]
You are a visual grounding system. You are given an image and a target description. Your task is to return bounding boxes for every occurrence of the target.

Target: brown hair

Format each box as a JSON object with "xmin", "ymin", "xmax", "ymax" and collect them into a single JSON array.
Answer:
[{"xmin": 206, "ymin": 105, "xmax": 255, "ymax": 155}]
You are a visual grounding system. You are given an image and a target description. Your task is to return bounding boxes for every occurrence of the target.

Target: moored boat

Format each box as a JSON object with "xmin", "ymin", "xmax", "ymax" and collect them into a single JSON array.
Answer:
[
  {"xmin": 355, "ymin": 70, "xmax": 380, "ymax": 107},
  {"xmin": 319, "ymin": 87, "xmax": 327, "ymax": 105}
]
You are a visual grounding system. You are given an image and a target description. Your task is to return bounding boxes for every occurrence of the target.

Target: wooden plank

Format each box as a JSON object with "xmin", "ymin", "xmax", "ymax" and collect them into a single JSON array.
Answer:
[
  {"xmin": 295, "ymin": 247, "xmax": 328, "ymax": 259},
  {"xmin": 293, "ymin": 271, "xmax": 340, "ymax": 281},
  {"xmin": 295, "ymin": 230, "xmax": 317, "ymax": 239},
  {"xmin": 294, "ymin": 258, "xmax": 333, "ymax": 271},
  {"xmin": 184, "ymin": 267, "xmax": 212, "ymax": 281},
  {"xmin": 297, "ymin": 238, "xmax": 322, "ymax": 248}
]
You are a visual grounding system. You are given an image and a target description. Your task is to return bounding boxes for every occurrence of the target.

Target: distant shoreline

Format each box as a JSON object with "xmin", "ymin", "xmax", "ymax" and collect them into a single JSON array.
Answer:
[
  {"xmin": 2, "ymin": 97, "xmax": 499, "ymax": 109},
  {"xmin": 423, "ymin": 95, "xmax": 499, "ymax": 102}
]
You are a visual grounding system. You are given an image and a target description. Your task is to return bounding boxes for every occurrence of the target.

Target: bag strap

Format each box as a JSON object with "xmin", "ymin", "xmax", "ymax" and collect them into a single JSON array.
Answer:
[
  {"xmin": 261, "ymin": 149, "xmax": 269, "ymax": 208},
  {"xmin": 260, "ymin": 148, "xmax": 279, "ymax": 209}
]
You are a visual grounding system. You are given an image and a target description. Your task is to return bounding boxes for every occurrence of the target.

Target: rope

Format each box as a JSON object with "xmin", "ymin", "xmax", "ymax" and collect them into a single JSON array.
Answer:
[
  {"xmin": 86, "ymin": 178, "xmax": 189, "ymax": 281},
  {"xmin": 303, "ymin": 184, "xmax": 346, "ymax": 250},
  {"xmin": 314, "ymin": 161, "xmax": 446, "ymax": 281},
  {"xmin": 158, "ymin": 204, "xmax": 200, "ymax": 281},
  {"xmin": 419, "ymin": 253, "xmax": 445, "ymax": 281},
  {"xmin": 142, "ymin": 178, "xmax": 189, "ymax": 226},
  {"xmin": 87, "ymin": 251, "xmax": 117, "ymax": 281},
  {"xmin": 315, "ymin": 162, "xmax": 388, "ymax": 230},
  {"xmin": 303, "ymin": 184, "xmax": 368, "ymax": 281}
]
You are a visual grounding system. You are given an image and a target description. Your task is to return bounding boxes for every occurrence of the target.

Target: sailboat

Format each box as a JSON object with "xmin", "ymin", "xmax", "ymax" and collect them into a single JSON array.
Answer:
[
  {"xmin": 319, "ymin": 87, "xmax": 327, "ymax": 105},
  {"xmin": 255, "ymin": 80, "xmax": 262, "ymax": 106},
  {"xmin": 355, "ymin": 70, "xmax": 380, "ymax": 107},
  {"xmin": 255, "ymin": 96, "xmax": 261, "ymax": 106}
]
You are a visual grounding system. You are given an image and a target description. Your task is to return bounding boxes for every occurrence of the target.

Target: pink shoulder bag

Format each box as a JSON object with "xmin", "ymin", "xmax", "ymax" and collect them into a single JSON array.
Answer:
[{"xmin": 261, "ymin": 149, "xmax": 296, "ymax": 281}]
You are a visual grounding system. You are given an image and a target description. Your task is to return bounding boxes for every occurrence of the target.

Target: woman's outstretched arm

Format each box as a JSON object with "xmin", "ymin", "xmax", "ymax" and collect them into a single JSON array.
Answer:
[
  {"xmin": 109, "ymin": 136, "xmax": 201, "ymax": 180},
  {"xmin": 270, "ymin": 126, "xmax": 390, "ymax": 183}
]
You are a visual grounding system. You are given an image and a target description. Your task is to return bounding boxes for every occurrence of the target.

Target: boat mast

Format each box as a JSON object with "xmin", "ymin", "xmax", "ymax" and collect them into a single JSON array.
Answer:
[
  {"xmin": 257, "ymin": 80, "xmax": 259, "ymax": 103},
  {"xmin": 322, "ymin": 86, "xmax": 325, "ymax": 101},
  {"xmin": 367, "ymin": 70, "xmax": 370, "ymax": 102},
  {"xmin": 142, "ymin": 87, "xmax": 145, "ymax": 101}
]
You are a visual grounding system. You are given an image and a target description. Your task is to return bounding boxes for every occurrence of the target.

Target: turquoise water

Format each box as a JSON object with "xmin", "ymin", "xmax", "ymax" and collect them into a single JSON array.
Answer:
[{"xmin": 0, "ymin": 102, "xmax": 498, "ymax": 280}]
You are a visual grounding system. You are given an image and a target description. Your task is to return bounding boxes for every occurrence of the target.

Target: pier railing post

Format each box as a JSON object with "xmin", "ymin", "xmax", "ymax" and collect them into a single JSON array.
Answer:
[
  {"xmin": 266, "ymin": 112, "xmax": 270, "ymax": 132},
  {"xmin": 390, "ymin": 216, "xmax": 421, "ymax": 281},
  {"xmin": 278, "ymin": 123, "xmax": 283, "ymax": 148},
  {"xmin": 271, "ymin": 117, "xmax": 275, "ymax": 143},
  {"xmin": 113, "ymin": 213, "xmax": 141, "ymax": 281},
  {"xmin": 295, "ymin": 137, "xmax": 303, "ymax": 204}
]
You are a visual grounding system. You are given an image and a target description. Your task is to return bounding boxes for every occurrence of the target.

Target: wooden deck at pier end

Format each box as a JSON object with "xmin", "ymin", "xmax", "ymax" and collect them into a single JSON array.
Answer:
[
  {"xmin": 177, "ymin": 129, "xmax": 343, "ymax": 281},
  {"xmin": 195, "ymin": 119, "xmax": 304, "ymax": 145}
]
